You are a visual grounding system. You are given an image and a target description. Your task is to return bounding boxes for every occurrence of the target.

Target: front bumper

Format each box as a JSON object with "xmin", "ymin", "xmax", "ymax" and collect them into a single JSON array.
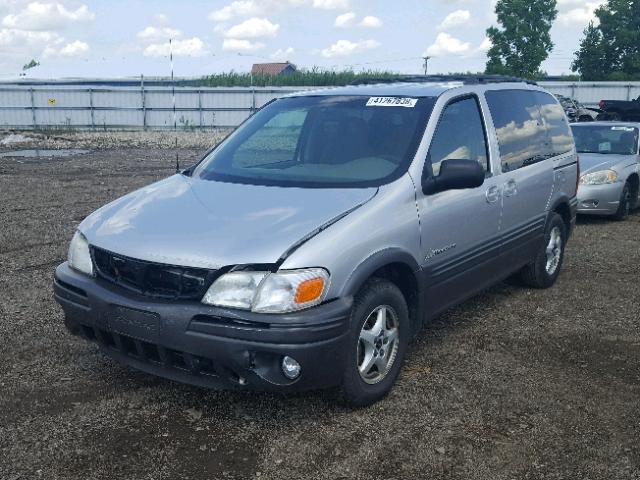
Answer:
[
  {"xmin": 53, "ymin": 262, "xmax": 352, "ymax": 392},
  {"xmin": 577, "ymin": 182, "xmax": 624, "ymax": 216}
]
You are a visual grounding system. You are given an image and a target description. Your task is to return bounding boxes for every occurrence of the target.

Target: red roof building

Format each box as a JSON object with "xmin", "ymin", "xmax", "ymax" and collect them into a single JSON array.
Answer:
[{"xmin": 251, "ymin": 62, "xmax": 297, "ymax": 76}]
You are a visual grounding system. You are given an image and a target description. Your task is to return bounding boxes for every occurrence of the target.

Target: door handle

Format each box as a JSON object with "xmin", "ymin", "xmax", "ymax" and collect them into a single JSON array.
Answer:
[
  {"xmin": 485, "ymin": 185, "xmax": 500, "ymax": 204},
  {"xmin": 503, "ymin": 179, "xmax": 518, "ymax": 197}
]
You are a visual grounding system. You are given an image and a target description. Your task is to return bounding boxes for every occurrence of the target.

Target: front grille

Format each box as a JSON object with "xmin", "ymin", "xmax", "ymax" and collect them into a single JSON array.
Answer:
[
  {"xmin": 91, "ymin": 246, "xmax": 217, "ymax": 300},
  {"xmin": 82, "ymin": 325, "xmax": 223, "ymax": 378}
]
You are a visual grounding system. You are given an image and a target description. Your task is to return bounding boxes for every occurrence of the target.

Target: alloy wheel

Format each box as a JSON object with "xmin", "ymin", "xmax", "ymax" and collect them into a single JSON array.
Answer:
[
  {"xmin": 357, "ymin": 305, "xmax": 400, "ymax": 384},
  {"xmin": 545, "ymin": 226, "xmax": 562, "ymax": 275}
]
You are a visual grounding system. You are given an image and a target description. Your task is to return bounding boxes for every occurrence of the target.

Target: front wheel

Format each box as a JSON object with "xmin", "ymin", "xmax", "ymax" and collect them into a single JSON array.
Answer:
[
  {"xmin": 520, "ymin": 213, "xmax": 567, "ymax": 289},
  {"xmin": 613, "ymin": 182, "xmax": 631, "ymax": 221},
  {"xmin": 341, "ymin": 279, "xmax": 409, "ymax": 407}
]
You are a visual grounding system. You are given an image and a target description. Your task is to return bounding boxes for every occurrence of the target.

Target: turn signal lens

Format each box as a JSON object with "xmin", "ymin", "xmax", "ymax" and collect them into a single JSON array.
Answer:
[{"xmin": 295, "ymin": 277, "xmax": 325, "ymax": 304}]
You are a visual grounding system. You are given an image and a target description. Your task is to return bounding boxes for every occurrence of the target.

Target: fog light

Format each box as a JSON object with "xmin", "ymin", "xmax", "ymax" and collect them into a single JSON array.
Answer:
[{"xmin": 281, "ymin": 356, "xmax": 301, "ymax": 380}]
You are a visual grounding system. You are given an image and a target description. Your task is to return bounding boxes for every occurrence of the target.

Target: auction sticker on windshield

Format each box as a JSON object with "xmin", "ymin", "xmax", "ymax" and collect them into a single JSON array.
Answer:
[{"xmin": 366, "ymin": 97, "xmax": 418, "ymax": 108}]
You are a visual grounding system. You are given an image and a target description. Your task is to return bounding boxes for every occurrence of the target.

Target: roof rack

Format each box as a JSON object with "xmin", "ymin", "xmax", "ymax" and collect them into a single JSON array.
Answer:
[{"xmin": 350, "ymin": 74, "xmax": 537, "ymax": 86}]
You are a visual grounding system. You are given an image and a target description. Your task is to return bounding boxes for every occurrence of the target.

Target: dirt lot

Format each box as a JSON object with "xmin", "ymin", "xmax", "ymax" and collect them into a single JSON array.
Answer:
[{"xmin": 1, "ymin": 134, "xmax": 639, "ymax": 480}]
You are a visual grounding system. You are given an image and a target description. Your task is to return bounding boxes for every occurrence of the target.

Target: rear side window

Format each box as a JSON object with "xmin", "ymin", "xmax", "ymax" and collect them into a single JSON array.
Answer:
[
  {"xmin": 427, "ymin": 96, "xmax": 489, "ymax": 176},
  {"xmin": 536, "ymin": 91, "xmax": 574, "ymax": 157},
  {"xmin": 486, "ymin": 90, "xmax": 548, "ymax": 172}
]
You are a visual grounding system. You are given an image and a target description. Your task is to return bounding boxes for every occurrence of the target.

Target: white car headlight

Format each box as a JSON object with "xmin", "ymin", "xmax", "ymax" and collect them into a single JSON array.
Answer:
[
  {"xmin": 68, "ymin": 231, "xmax": 94, "ymax": 276},
  {"xmin": 580, "ymin": 170, "xmax": 618, "ymax": 185},
  {"xmin": 201, "ymin": 268, "xmax": 329, "ymax": 314}
]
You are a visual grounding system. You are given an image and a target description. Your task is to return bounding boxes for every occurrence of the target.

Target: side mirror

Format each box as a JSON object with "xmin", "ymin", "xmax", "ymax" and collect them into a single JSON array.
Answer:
[{"xmin": 422, "ymin": 159, "xmax": 485, "ymax": 195}]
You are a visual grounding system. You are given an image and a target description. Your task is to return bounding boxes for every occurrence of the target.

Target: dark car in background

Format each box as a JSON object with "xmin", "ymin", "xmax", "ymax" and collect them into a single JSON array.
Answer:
[
  {"xmin": 554, "ymin": 94, "xmax": 599, "ymax": 122},
  {"xmin": 598, "ymin": 96, "xmax": 640, "ymax": 121}
]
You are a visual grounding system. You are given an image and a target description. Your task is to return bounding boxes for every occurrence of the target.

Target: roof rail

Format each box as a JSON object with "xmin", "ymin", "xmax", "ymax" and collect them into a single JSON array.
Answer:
[{"xmin": 350, "ymin": 74, "xmax": 537, "ymax": 86}]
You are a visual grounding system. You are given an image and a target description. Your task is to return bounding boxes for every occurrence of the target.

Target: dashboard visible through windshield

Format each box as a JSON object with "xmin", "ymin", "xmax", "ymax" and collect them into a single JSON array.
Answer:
[
  {"xmin": 192, "ymin": 95, "xmax": 435, "ymax": 188},
  {"xmin": 571, "ymin": 125, "xmax": 639, "ymax": 155}
]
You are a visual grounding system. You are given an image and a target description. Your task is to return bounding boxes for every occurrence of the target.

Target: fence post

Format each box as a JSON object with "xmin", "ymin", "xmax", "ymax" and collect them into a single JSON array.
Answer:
[
  {"xmin": 89, "ymin": 88, "xmax": 95, "ymax": 128},
  {"xmin": 570, "ymin": 83, "xmax": 576, "ymax": 99},
  {"xmin": 198, "ymin": 89, "xmax": 203, "ymax": 128},
  {"xmin": 627, "ymin": 84, "xmax": 632, "ymax": 101},
  {"xmin": 141, "ymin": 74, "xmax": 147, "ymax": 130},
  {"xmin": 29, "ymin": 88, "xmax": 37, "ymax": 129},
  {"xmin": 251, "ymin": 87, "xmax": 256, "ymax": 113}
]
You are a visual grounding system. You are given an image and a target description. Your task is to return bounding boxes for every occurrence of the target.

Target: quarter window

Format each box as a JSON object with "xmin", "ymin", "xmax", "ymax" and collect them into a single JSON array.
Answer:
[
  {"xmin": 535, "ymin": 91, "xmax": 574, "ymax": 157},
  {"xmin": 427, "ymin": 96, "xmax": 489, "ymax": 177},
  {"xmin": 485, "ymin": 90, "xmax": 549, "ymax": 172}
]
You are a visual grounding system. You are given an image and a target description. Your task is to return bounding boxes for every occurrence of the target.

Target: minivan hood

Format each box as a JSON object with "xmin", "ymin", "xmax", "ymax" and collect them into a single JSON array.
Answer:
[
  {"xmin": 579, "ymin": 153, "xmax": 637, "ymax": 174},
  {"xmin": 79, "ymin": 175, "xmax": 377, "ymax": 268}
]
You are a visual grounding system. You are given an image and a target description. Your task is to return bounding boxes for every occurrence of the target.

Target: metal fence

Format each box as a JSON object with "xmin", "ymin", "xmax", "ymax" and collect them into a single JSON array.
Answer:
[
  {"xmin": 1, "ymin": 81, "xmax": 639, "ymax": 130},
  {"xmin": 541, "ymin": 81, "xmax": 640, "ymax": 107},
  {"xmin": 0, "ymin": 85, "xmax": 302, "ymax": 130}
]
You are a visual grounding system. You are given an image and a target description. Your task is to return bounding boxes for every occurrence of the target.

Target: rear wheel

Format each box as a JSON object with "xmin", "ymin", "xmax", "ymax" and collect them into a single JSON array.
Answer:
[
  {"xmin": 520, "ymin": 213, "xmax": 567, "ymax": 289},
  {"xmin": 341, "ymin": 279, "xmax": 409, "ymax": 407},
  {"xmin": 613, "ymin": 182, "xmax": 631, "ymax": 221}
]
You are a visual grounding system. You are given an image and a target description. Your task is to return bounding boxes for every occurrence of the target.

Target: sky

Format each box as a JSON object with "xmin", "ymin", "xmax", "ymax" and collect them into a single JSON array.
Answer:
[{"xmin": 0, "ymin": 0, "xmax": 604, "ymax": 79}]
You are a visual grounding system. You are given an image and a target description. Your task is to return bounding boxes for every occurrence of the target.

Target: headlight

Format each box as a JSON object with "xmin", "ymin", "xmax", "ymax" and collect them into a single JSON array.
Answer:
[
  {"xmin": 202, "ymin": 268, "xmax": 329, "ymax": 313},
  {"xmin": 201, "ymin": 272, "xmax": 266, "ymax": 310},
  {"xmin": 68, "ymin": 231, "xmax": 94, "ymax": 276},
  {"xmin": 580, "ymin": 170, "xmax": 618, "ymax": 185}
]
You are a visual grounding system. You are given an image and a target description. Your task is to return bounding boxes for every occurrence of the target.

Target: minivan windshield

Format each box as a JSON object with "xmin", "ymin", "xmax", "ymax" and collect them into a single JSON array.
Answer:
[
  {"xmin": 192, "ymin": 95, "xmax": 435, "ymax": 187},
  {"xmin": 571, "ymin": 125, "xmax": 639, "ymax": 155}
]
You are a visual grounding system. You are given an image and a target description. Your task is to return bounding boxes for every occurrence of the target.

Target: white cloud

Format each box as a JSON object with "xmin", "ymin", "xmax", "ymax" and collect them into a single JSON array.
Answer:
[
  {"xmin": 224, "ymin": 17, "xmax": 279, "ymax": 38},
  {"xmin": 425, "ymin": 32, "xmax": 471, "ymax": 57},
  {"xmin": 154, "ymin": 13, "xmax": 169, "ymax": 25},
  {"xmin": 143, "ymin": 37, "xmax": 207, "ymax": 57},
  {"xmin": 209, "ymin": 0, "xmax": 261, "ymax": 22},
  {"xmin": 222, "ymin": 37, "xmax": 265, "ymax": 52},
  {"xmin": 437, "ymin": 10, "xmax": 471, "ymax": 30},
  {"xmin": 478, "ymin": 36, "xmax": 492, "ymax": 51},
  {"xmin": 313, "ymin": 0, "xmax": 349, "ymax": 10},
  {"xmin": 2, "ymin": 2, "xmax": 94, "ymax": 31},
  {"xmin": 557, "ymin": 1, "xmax": 602, "ymax": 26},
  {"xmin": 359, "ymin": 15, "xmax": 382, "ymax": 28},
  {"xmin": 44, "ymin": 39, "xmax": 89, "ymax": 57},
  {"xmin": 208, "ymin": 0, "xmax": 308, "ymax": 22},
  {"xmin": 334, "ymin": 11, "xmax": 355, "ymax": 28},
  {"xmin": 137, "ymin": 25, "xmax": 181, "ymax": 42},
  {"xmin": 0, "ymin": 27, "xmax": 61, "ymax": 52},
  {"xmin": 270, "ymin": 46, "xmax": 294, "ymax": 60},
  {"xmin": 321, "ymin": 38, "xmax": 380, "ymax": 58}
]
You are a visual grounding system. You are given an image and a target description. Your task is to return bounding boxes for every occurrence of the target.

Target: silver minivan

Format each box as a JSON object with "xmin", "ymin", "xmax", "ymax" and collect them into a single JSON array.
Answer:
[{"xmin": 54, "ymin": 76, "xmax": 579, "ymax": 406}]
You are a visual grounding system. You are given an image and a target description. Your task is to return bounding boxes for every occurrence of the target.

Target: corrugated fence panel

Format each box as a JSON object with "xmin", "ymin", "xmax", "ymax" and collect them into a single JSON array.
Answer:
[
  {"xmin": 94, "ymin": 109, "xmax": 143, "ymax": 128},
  {"xmin": 540, "ymin": 82, "xmax": 640, "ymax": 107},
  {"xmin": 93, "ymin": 89, "xmax": 141, "ymax": 108},
  {"xmin": 0, "ymin": 82, "xmax": 638, "ymax": 129},
  {"xmin": 0, "ymin": 88, "xmax": 30, "ymax": 107}
]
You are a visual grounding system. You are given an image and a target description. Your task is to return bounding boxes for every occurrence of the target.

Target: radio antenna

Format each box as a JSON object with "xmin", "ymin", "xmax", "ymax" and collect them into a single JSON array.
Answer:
[{"xmin": 170, "ymin": 38, "xmax": 179, "ymax": 173}]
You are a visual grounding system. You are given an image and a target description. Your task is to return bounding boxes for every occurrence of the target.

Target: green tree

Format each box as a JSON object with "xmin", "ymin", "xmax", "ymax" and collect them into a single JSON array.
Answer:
[
  {"xmin": 572, "ymin": 0, "xmax": 640, "ymax": 80},
  {"xmin": 485, "ymin": 0, "xmax": 558, "ymax": 78},
  {"xmin": 22, "ymin": 59, "xmax": 40, "ymax": 71},
  {"xmin": 571, "ymin": 23, "xmax": 606, "ymax": 80}
]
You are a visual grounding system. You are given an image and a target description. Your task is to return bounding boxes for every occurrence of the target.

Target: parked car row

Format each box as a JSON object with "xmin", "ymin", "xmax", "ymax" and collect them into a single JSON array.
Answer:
[{"xmin": 52, "ymin": 75, "xmax": 635, "ymax": 406}]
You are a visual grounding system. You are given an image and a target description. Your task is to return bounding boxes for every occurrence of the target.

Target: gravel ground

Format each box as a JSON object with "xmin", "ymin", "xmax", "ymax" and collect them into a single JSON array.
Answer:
[{"xmin": 0, "ymin": 134, "xmax": 639, "ymax": 480}]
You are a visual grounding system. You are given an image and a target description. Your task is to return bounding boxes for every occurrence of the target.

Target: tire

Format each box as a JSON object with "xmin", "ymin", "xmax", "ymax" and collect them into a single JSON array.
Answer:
[
  {"xmin": 613, "ymin": 182, "xmax": 631, "ymax": 221},
  {"xmin": 578, "ymin": 115, "xmax": 593, "ymax": 122},
  {"xmin": 520, "ymin": 213, "xmax": 567, "ymax": 289},
  {"xmin": 340, "ymin": 278, "xmax": 409, "ymax": 407}
]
